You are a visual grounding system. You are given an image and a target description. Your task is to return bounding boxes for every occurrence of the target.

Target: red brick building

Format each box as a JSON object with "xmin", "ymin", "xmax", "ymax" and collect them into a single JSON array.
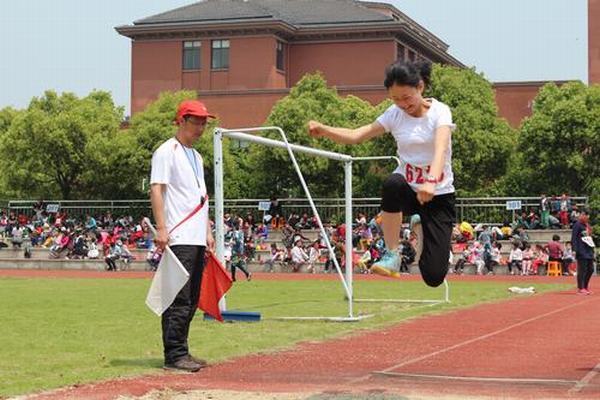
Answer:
[
  {"xmin": 493, "ymin": 80, "xmax": 571, "ymax": 128},
  {"xmin": 116, "ymin": 0, "xmax": 463, "ymax": 127}
]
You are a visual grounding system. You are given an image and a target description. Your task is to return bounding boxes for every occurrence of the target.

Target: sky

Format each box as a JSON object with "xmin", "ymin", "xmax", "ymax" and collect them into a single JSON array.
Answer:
[{"xmin": 0, "ymin": 0, "xmax": 588, "ymax": 116}]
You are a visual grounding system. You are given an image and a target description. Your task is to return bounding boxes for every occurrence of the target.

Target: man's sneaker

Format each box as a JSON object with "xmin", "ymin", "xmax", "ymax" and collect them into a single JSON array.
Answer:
[
  {"xmin": 577, "ymin": 289, "xmax": 589, "ymax": 295},
  {"xmin": 186, "ymin": 354, "xmax": 208, "ymax": 368},
  {"xmin": 371, "ymin": 251, "xmax": 401, "ymax": 278},
  {"xmin": 164, "ymin": 357, "xmax": 203, "ymax": 372}
]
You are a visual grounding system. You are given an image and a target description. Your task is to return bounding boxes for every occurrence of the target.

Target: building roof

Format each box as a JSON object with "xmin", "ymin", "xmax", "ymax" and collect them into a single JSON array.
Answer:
[
  {"xmin": 116, "ymin": 0, "xmax": 465, "ymax": 67},
  {"xmin": 134, "ymin": 0, "xmax": 392, "ymax": 27}
]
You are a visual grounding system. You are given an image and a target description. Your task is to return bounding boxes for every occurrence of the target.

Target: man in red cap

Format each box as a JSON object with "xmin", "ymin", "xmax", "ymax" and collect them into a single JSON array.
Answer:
[{"xmin": 150, "ymin": 99, "xmax": 215, "ymax": 372}]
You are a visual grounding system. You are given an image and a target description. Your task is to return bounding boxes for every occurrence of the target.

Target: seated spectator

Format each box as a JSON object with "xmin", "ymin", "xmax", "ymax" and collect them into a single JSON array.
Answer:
[
  {"xmin": 307, "ymin": 240, "xmax": 321, "ymax": 274},
  {"xmin": 526, "ymin": 209, "xmax": 541, "ymax": 229},
  {"xmin": 522, "ymin": 243, "xmax": 533, "ymax": 275},
  {"xmin": 85, "ymin": 214, "xmax": 97, "ymax": 232},
  {"xmin": 245, "ymin": 213, "xmax": 256, "ymax": 230},
  {"xmin": 357, "ymin": 223, "xmax": 373, "ymax": 251},
  {"xmin": 87, "ymin": 237, "xmax": 100, "ymax": 259},
  {"xmin": 290, "ymin": 239, "xmax": 309, "ymax": 272},
  {"xmin": 255, "ymin": 222, "xmax": 268, "ymax": 241},
  {"xmin": 104, "ymin": 239, "xmax": 133, "ymax": 271},
  {"xmin": 49, "ymin": 228, "xmax": 70, "ymax": 259},
  {"xmin": 453, "ymin": 248, "xmax": 470, "ymax": 274},
  {"xmin": 459, "ymin": 221, "xmax": 474, "ymax": 241},
  {"xmin": 470, "ymin": 241, "xmax": 485, "ymax": 275},
  {"xmin": 287, "ymin": 213, "xmax": 300, "ymax": 229},
  {"xmin": 500, "ymin": 221, "xmax": 513, "ymax": 239},
  {"xmin": 512, "ymin": 227, "xmax": 529, "ymax": 245},
  {"xmin": 353, "ymin": 249, "xmax": 371, "ymax": 274},
  {"xmin": 297, "ymin": 213, "xmax": 313, "ymax": 229},
  {"xmin": 508, "ymin": 242, "xmax": 523, "ymax": 275},
  {"xmin": 546, "ymin": 234, "xmax": 564, "ymax": 264},
  {"xmin": 488, "ymin": 241, "xmax": 502, "ymax": 274},
  {"xmin": 562, "ymin": 241, "xmax": 574, "ymax": 276},
  {"xmin": 355, "ymin": 212, "xmax": 367, "ymax": 225},
  {"xmin": 69, "ymin": 230, "xmax": 88, "ymax": 259},
  {"xmin": 368, "ymin": 212, "xmax": 383, "ymax": 237},
  {"xmin": 513, "ymin": 212, "xmax": 529, "ymax": 230},
  {"xmin": 11, "ymin": 224, "xmax": 24, "ymax": 248},
  {"xmin": 531, "ymin": 244, "xmax": 548, "ymax": 275},
  {"xmin": 263, "ymin": 242, "xmax": 285, "ymax": 273},
  {"xmin": 491, "ymin": 225, "xmax": 504, "ymax": 241},
  {"xmin": 548, "ymin": 212, "xmax": 562, "ymax": 229}
]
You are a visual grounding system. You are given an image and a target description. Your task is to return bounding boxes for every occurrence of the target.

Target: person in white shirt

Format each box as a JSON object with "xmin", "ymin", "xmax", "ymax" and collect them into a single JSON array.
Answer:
[
  {"xmin": 150, "ymin": 99, "xmax": 215, "ymax": 373},
  {"xmin": 508, "ymin": 243, "xmax": 523, "ymax": 275},
  {"xmin": 290, "ymin": 239, "xmax": 309, "ymax": 272},
  {"xmin": 308, "ymin": 60, "xmax": 456, "ymax": 287}
]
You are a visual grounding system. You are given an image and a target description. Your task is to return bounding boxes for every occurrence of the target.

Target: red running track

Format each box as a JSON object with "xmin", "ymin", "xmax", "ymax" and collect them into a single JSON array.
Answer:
[{"xmin": 14, "ymin": 268, "xmax": 599, "ymax": 400}]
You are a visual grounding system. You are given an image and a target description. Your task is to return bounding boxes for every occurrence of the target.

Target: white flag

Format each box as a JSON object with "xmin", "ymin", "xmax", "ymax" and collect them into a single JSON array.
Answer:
[{"xmin": 145, "ymin": 246, "xmax": 190, "ymax": 316}]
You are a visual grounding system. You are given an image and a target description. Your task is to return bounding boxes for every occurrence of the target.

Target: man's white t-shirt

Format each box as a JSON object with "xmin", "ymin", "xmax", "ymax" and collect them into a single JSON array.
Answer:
[
  {"xmin": 376, "ymin": 98, "xmax": 456, "ymax": 195},
  {"xmin": 150, "ymin": 137, "xmax": 208, "ymax": 246}
]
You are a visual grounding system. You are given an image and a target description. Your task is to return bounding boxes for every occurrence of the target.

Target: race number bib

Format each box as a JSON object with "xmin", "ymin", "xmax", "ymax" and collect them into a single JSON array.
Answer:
[{"xmin": 405, "ymin": 163, "xmax": 444, "ymax": 184}]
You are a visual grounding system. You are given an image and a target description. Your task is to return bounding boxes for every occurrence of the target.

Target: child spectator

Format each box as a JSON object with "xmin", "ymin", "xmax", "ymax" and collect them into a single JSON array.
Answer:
[
  {"xmin": 522, "ymin": 243, "xmax": 533, "ymax": 276},
  {"xmin": 508, "ymin": 242, "xmax": 523, "ymax": 275},
  {"xmin": 531, "ymin": 244, "xmax": 549, "ymax": 275},
  {"xmin": 263, "ymin": 242, "xmax": 285, "ymax": 273},
  {"xmin": 454, "ymin": 247, "xmax": 470, "ymax": 275},
  {"xmin": 290, "ymin": 239, "xmax": 309, "ymax": 272},
  {"xmin": 562, "ymin": 241, "xmax": 574, "ymax": 276},
  {"xmin": 307, "ymin": 240, "xmax": 321, "ymax": 274}
]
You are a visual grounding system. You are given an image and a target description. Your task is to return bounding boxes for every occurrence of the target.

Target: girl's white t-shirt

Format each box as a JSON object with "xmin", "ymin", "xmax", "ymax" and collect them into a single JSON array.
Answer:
[
  {"xmin": 150, "ymin": 137, "xmax": 208, "ymax": 246},
  {"xmin": 376, "ymin": 98, "xmax": 456, "ymax": 195}
]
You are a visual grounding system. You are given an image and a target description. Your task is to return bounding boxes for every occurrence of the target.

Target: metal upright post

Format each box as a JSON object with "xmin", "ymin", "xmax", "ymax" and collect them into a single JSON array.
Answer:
[
  {"xmin": 213, "ymin": 129, "xmax": 226, "ymax": 312},
  {"xmin": 344, "ymin": 160, "xmax": 354, "ymax": 318}
]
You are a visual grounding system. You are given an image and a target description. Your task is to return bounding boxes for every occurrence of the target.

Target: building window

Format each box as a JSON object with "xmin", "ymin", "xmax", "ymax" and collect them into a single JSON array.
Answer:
[
  {"xmin": 182, "ymin": 41, "xmax": 201, "ymax": 70},
  {"xmin": 276, "ymin": 41, "xmax": 285, "ymax": 71},
  {"xmin": 408, "ymin": 50, "xmax": 416, "ymax": 62},
  {"xmin": 397, "ymin": 44, "xmax": 406, "ymax": 62},
  {"xmin": 212, "ymin": 39, "xmax": 230, "ymax": 69}
]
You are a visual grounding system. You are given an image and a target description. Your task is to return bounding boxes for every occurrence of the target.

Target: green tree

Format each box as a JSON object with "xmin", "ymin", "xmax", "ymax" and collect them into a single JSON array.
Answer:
[
  {"xmin": 243, "ymin": 73, "xmax": 383, "ymax": 198},
  {"xmin": 508, "ymin": 82, "xmax": 600, "ymax": 194},
  {"xmin": 0, "ymin": 107, "xmax": 22, "ymax": 198},
  {"xmin": 245, "ymin": 67, "xmax": 517, "ymax": 199},
  {"xmin": 0, "ymin": 91, "xmax": 124, "ymax": 199},
  {"xmin": 426, "ymin": 65, "xmax": 517, "ymax": 196},
  {"xmin": 504, "ymin": 82, "xmax": 600, "ymax": 234},
  {"xmin": 128, "ymin": 91, "xmax": 243, "ymax": 198}
]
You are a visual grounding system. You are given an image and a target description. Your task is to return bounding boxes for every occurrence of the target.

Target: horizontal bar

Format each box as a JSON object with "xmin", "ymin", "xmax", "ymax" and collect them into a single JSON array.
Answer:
[{"xmin": 218, "ymin": 129, "xmax": 352, "ymax": 162}]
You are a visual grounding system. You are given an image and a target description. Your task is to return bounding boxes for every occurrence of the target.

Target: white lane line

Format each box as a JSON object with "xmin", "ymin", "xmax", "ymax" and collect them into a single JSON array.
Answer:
[
  {"xmin": 569, "ymin": 362, "xmax": 600, "ymax": 393},
  {"xmin": 349, "ymin": 296, "xmax": 594, "ymax": 384},
  {"xmin": 374, "ymin": 371, "xmax": 578, "ymax": 386}
]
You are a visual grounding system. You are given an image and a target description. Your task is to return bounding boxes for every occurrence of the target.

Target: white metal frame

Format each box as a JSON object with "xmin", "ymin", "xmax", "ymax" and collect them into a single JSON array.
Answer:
[{"xmin": 213, "ymin": 126, "xmax": 449, "ymax": 321}]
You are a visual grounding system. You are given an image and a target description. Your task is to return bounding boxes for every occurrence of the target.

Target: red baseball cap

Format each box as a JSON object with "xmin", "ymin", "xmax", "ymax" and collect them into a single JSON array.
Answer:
[{"xmin": 176, "ymin": 100, "xmax": 215, "ymax": 122}]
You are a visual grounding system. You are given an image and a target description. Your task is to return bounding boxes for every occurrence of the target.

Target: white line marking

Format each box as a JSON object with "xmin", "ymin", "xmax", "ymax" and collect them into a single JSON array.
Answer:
[
  {"xmin": 349, "ymin": 296, "xmax": 595, "ymax": 384},
  {"xmin": 569, "ymin": 363, "xmax": 600, "ymax": 393},
  {"xmin": 374, "ymin": 371, "xmax": 578, "ymax": 386}
]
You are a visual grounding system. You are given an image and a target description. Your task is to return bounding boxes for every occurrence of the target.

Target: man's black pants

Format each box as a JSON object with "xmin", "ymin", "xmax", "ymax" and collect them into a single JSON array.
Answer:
[{"xmin": 162, "ymin": 245, "xmax": 205, "ymax": 364}]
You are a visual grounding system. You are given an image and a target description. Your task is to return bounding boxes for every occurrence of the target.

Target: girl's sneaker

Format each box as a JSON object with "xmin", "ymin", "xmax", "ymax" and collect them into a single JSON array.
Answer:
[{"xmin": 370, "ymin": 251, "xmax": 401, "ymax": 278}]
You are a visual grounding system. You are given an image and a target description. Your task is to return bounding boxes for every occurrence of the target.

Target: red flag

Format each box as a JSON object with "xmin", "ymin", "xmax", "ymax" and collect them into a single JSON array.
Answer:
[{"xmin": 199, "ymin": 252, "xmax": 233, "ymax": 322}]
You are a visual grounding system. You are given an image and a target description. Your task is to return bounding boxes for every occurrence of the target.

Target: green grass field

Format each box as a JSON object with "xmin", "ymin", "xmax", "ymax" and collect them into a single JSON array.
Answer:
[{"xmin": 0, "ymin": 276, "xmax": 570, "ymax": 397}]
